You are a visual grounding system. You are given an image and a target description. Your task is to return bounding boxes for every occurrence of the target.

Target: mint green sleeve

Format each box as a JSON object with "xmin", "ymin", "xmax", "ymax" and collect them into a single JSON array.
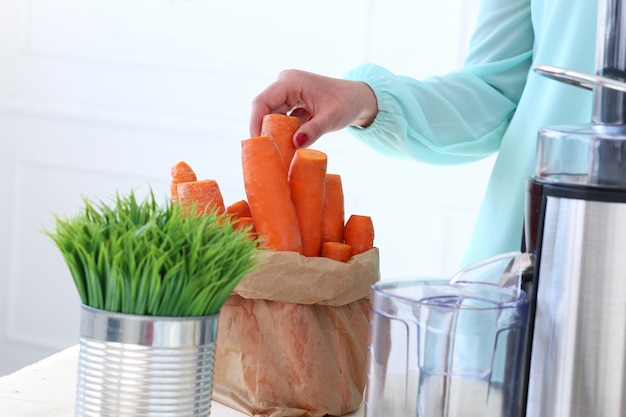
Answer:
[{"xmin": 344, "ymin": 0, "xmax": 533, "ymax": 165}]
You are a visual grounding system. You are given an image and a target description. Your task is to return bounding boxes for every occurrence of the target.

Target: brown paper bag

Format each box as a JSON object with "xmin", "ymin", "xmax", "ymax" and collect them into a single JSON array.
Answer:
[{"xmin": 213, "ymin": 248, "xmax": 380, "ymax": 417}]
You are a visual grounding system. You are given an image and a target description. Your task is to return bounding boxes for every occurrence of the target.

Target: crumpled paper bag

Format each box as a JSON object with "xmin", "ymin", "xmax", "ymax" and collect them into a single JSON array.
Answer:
[{"xmin": 213, "ymin": 248, "xmax": 380, "ymax": 417}]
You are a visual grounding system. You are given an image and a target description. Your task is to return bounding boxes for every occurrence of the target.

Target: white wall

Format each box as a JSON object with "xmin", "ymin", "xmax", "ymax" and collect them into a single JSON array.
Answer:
[{"xmin": 0, "ymin": 0, "xmax": 490, "ymax": 375}]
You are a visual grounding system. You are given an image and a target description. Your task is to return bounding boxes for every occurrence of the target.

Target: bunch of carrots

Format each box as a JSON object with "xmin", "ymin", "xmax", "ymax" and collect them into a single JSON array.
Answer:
[{"xmin": 170, "ymin": 114, "xmax": 374, "ymax": 263}]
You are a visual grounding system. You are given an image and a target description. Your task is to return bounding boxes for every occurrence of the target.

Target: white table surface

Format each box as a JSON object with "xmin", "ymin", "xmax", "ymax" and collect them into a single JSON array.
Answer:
[{"xmin": 0, "ymin": 345, "xmax": 365, "ymax": 417}]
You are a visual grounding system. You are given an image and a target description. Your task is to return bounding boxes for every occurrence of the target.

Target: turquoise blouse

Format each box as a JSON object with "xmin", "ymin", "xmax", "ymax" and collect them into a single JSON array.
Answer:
[{"xmin": 345, "ymin": 0, "xmax": 598, "ymax": 267}]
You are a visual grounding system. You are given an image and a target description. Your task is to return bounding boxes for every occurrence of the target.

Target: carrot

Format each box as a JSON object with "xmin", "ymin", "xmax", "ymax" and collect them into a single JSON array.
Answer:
[
  {"xmin": 176, "ymin": 179, "xmax": 226, "ymax": 216},
  {"xmin": 170, "ymin": 161, "xmax": 197, "ymax": 201},
  {"xmin": 226, "ymin": 199, "xmax": 252, "ymax": 219},
  {"xmin": 241, "ymin": 136, "xmax": 302, "ymax": 253},
  {"xmin": 320, "ymin": 173, "xmax": 345, "ymax": 246},
  {"xmin": 261, "ymin": 114, "xmax": 300, "ymax": 175},
  {"xmin": 321, "ymin": 241, "xmax": 352, "ymax": 262},
  {"xmin": 343, "ymin": 214, "xmax": 374, "ymax": 256},
  {"xmin": 288, "ymin": 148, "xmax": 328, "ymax": 257},
  {"xmin": 232, "ymin": 216, "xmax": 257, "ymax": 241}
]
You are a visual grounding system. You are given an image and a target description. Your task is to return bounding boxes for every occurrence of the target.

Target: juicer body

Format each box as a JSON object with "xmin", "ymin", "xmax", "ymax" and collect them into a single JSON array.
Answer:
[
  {"xmin": 522, "ymin": 1, "xmax": 626, "ymax": 413},
  {"xmin": 523, "ymin": 178, "xmax": 626, "ymax": 417}
]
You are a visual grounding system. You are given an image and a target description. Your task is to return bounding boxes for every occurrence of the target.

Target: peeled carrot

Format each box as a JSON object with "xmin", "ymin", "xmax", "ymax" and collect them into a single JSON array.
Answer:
[
  {"xmin": 226, "ymin": 199, "xmax": 252, "ymax": 219},
  {"xmin": 170, "ymin": 161, "xmax": 197, "ymax": 201},
  {"xmin": 344, "ymin": 214, "xmax": 375, "ymax": 256},
  {"xmin": 241, "ymin": 136, "xmax": 303, "ymax": 253},
  {"xmin": 321, "ymin": 241, "xmax": 352, "ymax": 263},
  {"xmin": 261, "ymin": 114, "xmax": 300, "ymax": 175},
  {"xmin": 176, "ymin": 179, "xmax": 226, "ymax": 216},
  {"xmin": 320, "ymin": 173, "xmax": 345, "ymax": 246},
  {"xmin": 233, "ymin": 216, "xmax": 257, "ymax": 241},
  {"xmin": 288, "ymin": 148, "xmax": 328, "ymax": 257}
]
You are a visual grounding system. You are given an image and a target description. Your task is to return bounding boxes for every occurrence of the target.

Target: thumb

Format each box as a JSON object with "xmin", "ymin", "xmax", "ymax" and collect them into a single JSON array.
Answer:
[{"xmin": 292, "ymin": 117, "xmax": 331, "ymax": 148}]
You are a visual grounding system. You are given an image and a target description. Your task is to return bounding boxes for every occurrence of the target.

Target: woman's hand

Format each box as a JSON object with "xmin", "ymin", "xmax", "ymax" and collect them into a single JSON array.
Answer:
[{"xmin": 250, "ymin": 69, "xmax": 378, "ymax": 148}]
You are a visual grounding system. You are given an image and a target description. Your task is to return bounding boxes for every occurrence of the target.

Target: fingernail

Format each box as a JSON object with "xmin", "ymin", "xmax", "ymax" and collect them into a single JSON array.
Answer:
[{"xmin": 295, "ymin": 133, "xmax": 309, "ymax": 147}]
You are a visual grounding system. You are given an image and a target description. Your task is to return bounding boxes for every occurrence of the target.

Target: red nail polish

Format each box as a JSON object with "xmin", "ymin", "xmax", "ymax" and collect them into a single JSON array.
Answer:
[{"xmin": 295, "ymin": 133, "xmax": 309, "ymax": 147}]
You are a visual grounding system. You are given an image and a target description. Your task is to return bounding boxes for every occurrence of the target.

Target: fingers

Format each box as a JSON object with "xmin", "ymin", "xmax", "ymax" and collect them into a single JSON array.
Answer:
[
  {"xmin": 293, "ymin": 111, "xmax": 334, "ymax": 148},
  {"xmin": 249, "ymin": 87, "xmax": 289, "ymax": 137},
  {"xmin": 249, "ymin": 70, "xmax": 377, "ymax": 147},
  {"xmin": 288, "ymin": 107, "xmax": 312, "ymax": 125},
  {"xmin": 249, "ymin": 70, "xmax": 306, "ymax": 137}
]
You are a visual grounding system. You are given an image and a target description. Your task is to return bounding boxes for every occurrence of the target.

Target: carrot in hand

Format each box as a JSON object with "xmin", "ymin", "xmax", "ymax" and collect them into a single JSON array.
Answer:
[
  {"xmin": 176, "ymin": 179, "xmax": 226, "ymax": 216},
  {"xmin": 241, "ymin": 136, "xmax": 303, "ymax": 253},
  {"xmin": 344, "ymin": 214, "xmax": 374, "ymax": 256},
  {"xmin": 261, "ymin": 114, "xmax": 300, "ymax": 175},
  {"xmin": 320, "ymin": 173, "xmax": 345, "ymax": 246},
  {"xmin": 288, "ymin": 148, "xmax": 328, "ymax": 257},
  {"xmin": 170, "ymin": 161, "xmax": 197, "ymax": 201},
  {"xmin": 321, "ymin": 241, "xmax": 352, "ymax": 263},
  {"xmin": 226, "ymin": 199, "xmax": 252, "ymax": 219}
]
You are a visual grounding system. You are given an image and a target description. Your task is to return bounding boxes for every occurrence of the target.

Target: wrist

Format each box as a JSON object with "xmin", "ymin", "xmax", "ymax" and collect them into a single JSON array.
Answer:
[{"xmin": 351, "ymin": 81, "xmax": 378, "ymax": 128}]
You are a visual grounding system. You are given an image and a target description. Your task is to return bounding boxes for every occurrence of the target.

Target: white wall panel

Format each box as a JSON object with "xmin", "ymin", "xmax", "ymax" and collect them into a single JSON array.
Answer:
[
  {"xmin": 0, "ymin": 110, "xmax": 249, "ymax": 375},
  {"xmin": 364, "ymin": 0, "xmax": 479, "ymax": 76},
  {"xmin": 0, "ymin": 0, "xmax": 489, "ymax": 375},
  {"xmin": 24, "ymin": 0, "xmax": 367, "ymax": 74}
]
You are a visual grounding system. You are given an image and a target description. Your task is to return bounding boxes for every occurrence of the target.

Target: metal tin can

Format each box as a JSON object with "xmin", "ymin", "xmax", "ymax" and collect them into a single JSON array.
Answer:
[{"xmin": 75, "ymin": 304, "xmax": 218, "ymax": 417}]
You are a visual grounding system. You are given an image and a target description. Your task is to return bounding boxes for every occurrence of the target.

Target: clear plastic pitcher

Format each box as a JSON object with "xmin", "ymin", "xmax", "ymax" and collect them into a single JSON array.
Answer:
[{"xmin": 365, "ymin": 252, "xmax": 530, "ymax": 417}]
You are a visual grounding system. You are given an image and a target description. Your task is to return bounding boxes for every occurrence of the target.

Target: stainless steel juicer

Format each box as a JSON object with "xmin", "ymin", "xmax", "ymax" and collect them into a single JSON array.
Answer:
[{"xmin": 522, "ymin": 0, "xmax": 626, "ymax": 416}]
